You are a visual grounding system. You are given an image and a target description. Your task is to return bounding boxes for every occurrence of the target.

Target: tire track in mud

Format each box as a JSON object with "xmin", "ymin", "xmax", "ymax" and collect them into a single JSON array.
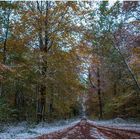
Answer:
[
  {"xmin": 89, "ymin": 123, "xmax": 140, "ymax": 139},
  {"xmin": 36, "ymin": 123, "xmax": 78, "ymax": 139}
]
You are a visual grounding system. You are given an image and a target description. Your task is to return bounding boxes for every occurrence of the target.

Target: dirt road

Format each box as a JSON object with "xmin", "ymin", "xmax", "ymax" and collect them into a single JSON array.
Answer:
[{"xmin": 36, "ymin": 119, "xmax": 140, "ymax": 139}]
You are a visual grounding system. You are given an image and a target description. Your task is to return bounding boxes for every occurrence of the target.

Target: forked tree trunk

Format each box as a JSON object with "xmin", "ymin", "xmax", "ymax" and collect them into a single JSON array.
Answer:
[{"xmin": 36, "ymin": 1, "xmax": 49, "ymax": 122}]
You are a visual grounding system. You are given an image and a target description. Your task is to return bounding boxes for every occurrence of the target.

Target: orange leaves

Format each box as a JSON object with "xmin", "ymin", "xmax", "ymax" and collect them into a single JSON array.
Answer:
[
  {"xmin": 84, "ymin": 32, "xmax": 94, "ymax": 41},
  {"xmin": 132, "ymin": 47, "xmax": 140, "ymax": 55},
  {"xmin": 130, "ymin": 47, "xmax": 140, "ymax": 73},
  {"xmin": 92, "ymin": 55, "xmax": 101, "ymax": 66},
  {"xmin": 0, "ymin": 63, "xmax": 12, "ymax": 72},
  {"xmin": 0, "ymin": 63, "xmax": 15, "ymax": 81},
  {"xmin": 130, "ymin": 47, "xmax": 140, "ymax": 64},
  {"xmin": 66, "ymin": 1, "xmax": 78, "ymax": 12}
]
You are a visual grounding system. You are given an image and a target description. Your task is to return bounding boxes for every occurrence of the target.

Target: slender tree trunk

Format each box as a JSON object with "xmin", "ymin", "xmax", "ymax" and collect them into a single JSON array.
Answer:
[
  {"xmin": 0, "ymin": 85, "xmax": 1, "ymax": 96},
  {"xmin": 113, "ymin": 35, "xmax": 140, "ymax": 94},
  {"xmin": 0, "ymin": 8, "xmax": 11, "ymax": 97},
  {"xmin": 114, "ymin": 82, "xmax": 117, "ymax": 95},
  {"xmin": 97, "ymin": 67, "xmax": 103, "ymax": 120},
  {"xmin": 48, "ymin": 93, "xmax": 54, "ymax": 122},
  {"xmin": 37, "ymin": 84, "xmax": 46, "ymax": 122},
  {"xmin": 3, "ymin": 9, "xmax": 10, "ymax": 64},
  {"xmin": 118, "ymin": 46, "xmax": 140, "ymax": 93},
  {"xmin": 15, "ymin": 81, "xmax": 25, "ymax": 121}
]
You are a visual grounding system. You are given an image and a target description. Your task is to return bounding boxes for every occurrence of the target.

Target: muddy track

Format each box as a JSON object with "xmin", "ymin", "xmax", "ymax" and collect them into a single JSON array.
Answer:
[
  {"xmin": 89, "ymin": 123, "xmax": 140, "ymax": 139},
  {"xmin": 35, "ymin": 119, "xmax": 140, "ymax": 139},
  {"xmin": 90, "ymin": 124, "xmax": 140, "ymax": 139}
]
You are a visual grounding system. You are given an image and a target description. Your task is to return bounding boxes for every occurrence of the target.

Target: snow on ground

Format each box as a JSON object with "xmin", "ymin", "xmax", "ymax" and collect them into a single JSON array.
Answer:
[
  {"xmin": 0, "ymin": 118, "xmax": 140, "ymax": 139},
  {"xmin": 88, "ymin": 118, "xmax": 140, "ymax": 131},
  {"xmin": 0, "ymin": 118, "xmax": 80, "ymax": 139}
]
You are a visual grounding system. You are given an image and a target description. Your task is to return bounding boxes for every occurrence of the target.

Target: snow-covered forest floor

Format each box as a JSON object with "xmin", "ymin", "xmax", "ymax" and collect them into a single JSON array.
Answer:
[
  {"xmin": 0, "ymin": 118, "xmax": 140, "ymax": 139},
  {"xmin": 0, "ymin": 118, "xmax": 80, "ymax": 139}
]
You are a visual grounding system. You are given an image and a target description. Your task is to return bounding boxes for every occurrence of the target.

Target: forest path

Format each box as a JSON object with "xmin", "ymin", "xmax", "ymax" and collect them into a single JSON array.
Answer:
[{"xmin": 35, "ymin": 119, "xmax": 140, "ymax": 139}]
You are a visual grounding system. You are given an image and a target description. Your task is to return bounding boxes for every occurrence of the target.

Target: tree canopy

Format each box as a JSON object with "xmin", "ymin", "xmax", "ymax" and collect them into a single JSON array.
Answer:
[{"xmin": 0, "ymin": 1, "xmax": 140, "ymax": 122}]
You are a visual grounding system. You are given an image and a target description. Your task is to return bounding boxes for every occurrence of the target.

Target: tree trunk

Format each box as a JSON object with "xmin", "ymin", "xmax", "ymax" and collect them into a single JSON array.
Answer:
[
  {"xmin": 0, "ymin": 82, "xmax": 3, "ymax": 97},
  {"xmin": 114, "ymin": 82, "xmax": 117, "ymax": 95},
  {"xmin": 37, "ymin": 84, "xmax": 46, "ymax": 122},
  {"xmin": 113, "ymin": 35, "xmax": 140, "ymax": 94},
  {"xmin": 36, "ymin": 45, "xmax": 48, "ymax": 122},
  {"xmin": 48, "ymin": 85, "xmax": 54, "ymax": 120},
  {"xmin": 36, "ymin": 1, "xmax": 49, "ymax": 122},
  {"xmin": 15, "ymin": 82, "xmax": 25, "ymax": 121},
  {"xmin": 3, "ymin": 8, "xmax": 10, "ymax": 64},
  {"xmin": 0, "ymin": 8, "xmax": 11, "ymax": 97},
  {"xmin": 48, "ymin": 96, "xmax": 54, "ymax": 122},
  {"xmin": 117, "ymin": 46, "xmax": 140, "ymax": 94},
  {"xmin": 97, "ymin": 67, "xmax": 103, "ymax": 120}
]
